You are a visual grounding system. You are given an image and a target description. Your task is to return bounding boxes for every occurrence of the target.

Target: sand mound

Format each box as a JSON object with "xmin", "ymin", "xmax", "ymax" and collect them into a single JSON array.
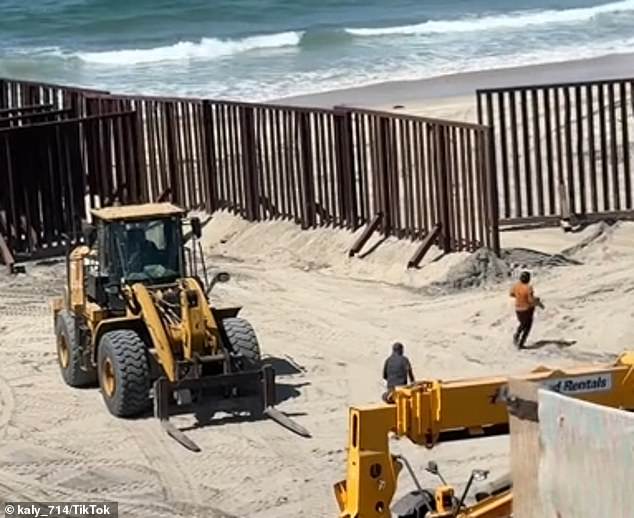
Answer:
[
  {"xmin": 428, "ymin": 248, "xmax": 510, "ymax": 293},
  {"xmin": 200, "ymin": 212, "xmax": 627, "ymax": 294},
  {"xmin": 502, "ymin": 248, "xmax": 581, "ymax": 269},
  {"xmin": 201, "ymin": 210, "xmax": 469, "ymax": 289},
  {"xmin": 560, "ymin": 221, "xmax": 620, "ymax": 259}
]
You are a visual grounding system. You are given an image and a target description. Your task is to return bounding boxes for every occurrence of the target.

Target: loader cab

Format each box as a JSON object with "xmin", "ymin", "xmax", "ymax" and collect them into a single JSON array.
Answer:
[
  {"xmin": 85, "ymin": 203, "xmax": 189, "ymax": 309},
  {"xmin": 108, "ymin": 217, "xmax": 183, "ymax": 283}
]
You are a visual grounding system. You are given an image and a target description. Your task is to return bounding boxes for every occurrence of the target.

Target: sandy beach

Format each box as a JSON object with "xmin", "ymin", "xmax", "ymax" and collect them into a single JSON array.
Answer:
[
  {"xmin": 1, "ymin": 207, "xmax": 633, "ymax": 518},
  {"xmin": 2, "ymin": 49, "xmax": 634, "ymax": 517},
  {"xmin": 277, "ymin": 52, "xmax": 634, "ymax": 120}
]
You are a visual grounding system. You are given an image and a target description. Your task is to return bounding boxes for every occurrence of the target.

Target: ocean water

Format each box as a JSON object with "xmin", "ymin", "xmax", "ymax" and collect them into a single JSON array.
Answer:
[{"xmin": 1, "ymin": 0, "xmax": 634, "ymax": 101}]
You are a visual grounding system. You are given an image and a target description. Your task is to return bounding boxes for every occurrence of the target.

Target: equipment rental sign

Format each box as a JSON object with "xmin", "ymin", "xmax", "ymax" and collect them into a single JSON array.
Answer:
[{"xmin": 541, "ymin": 373, "xmax": 613, "ymax": 395}]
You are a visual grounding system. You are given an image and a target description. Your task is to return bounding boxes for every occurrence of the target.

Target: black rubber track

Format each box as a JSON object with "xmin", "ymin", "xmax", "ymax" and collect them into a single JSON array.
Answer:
[
  {"xmin": 98, "ymin": 329, "xmax": 151, "ymax": 417},
  {"xmin": 55, "ymin": 310, "xmax": 97, "ymax": 387}
]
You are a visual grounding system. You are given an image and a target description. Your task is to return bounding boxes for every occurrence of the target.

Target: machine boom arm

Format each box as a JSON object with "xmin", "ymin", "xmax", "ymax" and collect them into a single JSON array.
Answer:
[{"xmin": 335, "ymin": 352, "xmax": 634, "ymax": 517}]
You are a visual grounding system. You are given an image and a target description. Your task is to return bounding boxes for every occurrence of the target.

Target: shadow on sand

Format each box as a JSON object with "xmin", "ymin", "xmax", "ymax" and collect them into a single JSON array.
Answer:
[
  {"xmin": 358, "ymin": 237, "xmax": 388, "ymax": 259},
  {"xmin": 524, "ymin": 339, "xmax": 577, "ymax": 350},
  {"xmin": 162, "ymin": 356, "xmax": 310, "ymax": 433}
]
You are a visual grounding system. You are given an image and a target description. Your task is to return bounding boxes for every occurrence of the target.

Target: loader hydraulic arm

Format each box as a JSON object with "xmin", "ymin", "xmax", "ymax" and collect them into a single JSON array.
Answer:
[
  {"xmin": 334, "ymin": 352, "xmax": 634, "ymax": 518},
  {"xmin": 130, "ymin": 278, "xmax": 222, "ymax": 383}
]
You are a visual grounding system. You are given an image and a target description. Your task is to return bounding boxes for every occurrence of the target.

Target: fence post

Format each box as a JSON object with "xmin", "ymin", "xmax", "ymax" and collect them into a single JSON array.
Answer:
[
  {"xmin": 130, "ymin": 104, "xmax": 148, "ymax": 203},
  {"xmin": 476, "ymin": 91, "xmax": 484, "ymax": 125},
  {"xmin": 0, "ymin": 80, "xmax": 7, "ymax": 109},
  {"xmin": 201, "ymin": 100, "xmax": 217, "ymax": 213},
  {"xmin": 333, "ymin": 112, "xmax": 347, "ymax": 228},
  {"xmin": 378, "ymin": 117, "xmax": 392, "ymax": 236},
  {"xmin": 484, "ymin": 126, "xmax": 501, "ymax": 254},
  {"xmin": 240, "ymin": 105, "xmax": 259, "ymax": 222},
  {"xmin": 334, "ymin": 107, "xmax": 358, "ymax": 230},
  {"xmin": 164, "ymin": 102, "xmax": 179, "ymax": 205},
  {"xmin": 435, "ymin": 125, "xmax": 452, "ymax": 253},
  {"xmin": 3, "ymin": 136, "xmax": 18, "ymax": 253},
  {"xmin": 298, "ymin": 111, "xmax": 315, "ymax": 229}
]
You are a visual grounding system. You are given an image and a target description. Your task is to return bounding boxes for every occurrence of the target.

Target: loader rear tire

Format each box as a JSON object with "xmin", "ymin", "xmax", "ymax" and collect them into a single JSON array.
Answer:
[
  {"xmin": 97, "ymin": 329, "xmax": 151, "ymax": 417},
  {"xmin": 223, "ymin": 317, "xmax": 262, "ymax": 371},
  {"xmin": 55, "ymin": 310, "xmax": 97, "ymax": 387}
]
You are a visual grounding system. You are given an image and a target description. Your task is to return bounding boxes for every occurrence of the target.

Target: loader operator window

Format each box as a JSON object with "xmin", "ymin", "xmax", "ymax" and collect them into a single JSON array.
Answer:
[{"xmin": 113, "ymin": 218, "xmax": 181, "ymax": 283}]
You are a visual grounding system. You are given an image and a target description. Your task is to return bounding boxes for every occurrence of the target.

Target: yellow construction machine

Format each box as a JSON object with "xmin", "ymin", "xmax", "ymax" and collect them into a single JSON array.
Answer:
[
  {"xmin": 334, "ymin": 352, "xmax": 634, "ymax": 517},
  {"xmin": 51, "ymin": 202, "xmax": 309, "ymax": 451}
]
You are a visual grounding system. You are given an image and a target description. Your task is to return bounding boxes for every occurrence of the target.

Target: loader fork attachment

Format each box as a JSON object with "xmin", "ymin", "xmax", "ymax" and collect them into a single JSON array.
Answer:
[
  {"xmin": 154, "ymin": 364, "xmax": 311, "ymax": 452},
  {"xmin": 154, "ymin": 377, "xmax": 202, "ymax": 452}
]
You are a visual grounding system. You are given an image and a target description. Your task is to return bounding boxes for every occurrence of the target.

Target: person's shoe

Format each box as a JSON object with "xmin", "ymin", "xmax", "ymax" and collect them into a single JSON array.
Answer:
[{"xmin": 513, "ymin": 334, "xmax": 519, "ymax": 347}]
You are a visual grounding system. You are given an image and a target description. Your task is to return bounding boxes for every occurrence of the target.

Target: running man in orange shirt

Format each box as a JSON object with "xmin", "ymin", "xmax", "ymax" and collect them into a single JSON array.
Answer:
[{"xmin": 509, "ymin": 271, "xmax": 543, "ymax": 349}]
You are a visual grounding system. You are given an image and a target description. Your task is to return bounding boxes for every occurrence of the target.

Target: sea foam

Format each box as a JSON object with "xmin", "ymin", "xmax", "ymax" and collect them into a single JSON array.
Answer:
[
  {"xmin": 75, "ymin": 31, "xmax": 303, "ymax": 65},
  {"xmin": 345, "ymin": 0, "xmax": 634, "ymax": 36}
]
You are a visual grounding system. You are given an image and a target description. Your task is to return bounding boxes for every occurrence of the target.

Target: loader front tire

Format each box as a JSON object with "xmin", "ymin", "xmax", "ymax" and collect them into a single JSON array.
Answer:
[
  {"xmin": 55, "ymin": 310, "xmax": 97, "ymax": 387},
  {"xmin": 223, "ymin": 317, "xmax": 262, "ymax": 371},
  {"xmin": 98, "ymin": 329, "xmax": 151, "ymax": 417}
]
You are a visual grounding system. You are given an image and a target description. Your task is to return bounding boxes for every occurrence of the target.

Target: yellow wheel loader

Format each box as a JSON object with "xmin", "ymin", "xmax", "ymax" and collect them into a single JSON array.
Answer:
[{"xmin": 51, "ymin": 202, "xmax": 309, "ymax": 450}]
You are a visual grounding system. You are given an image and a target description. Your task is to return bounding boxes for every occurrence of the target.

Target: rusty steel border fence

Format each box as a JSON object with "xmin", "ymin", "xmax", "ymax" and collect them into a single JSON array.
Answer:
[
  {"xmin": 477, "ymin": 77, "xmax": 634, "ymax": 226},
  {"xmin": 84, "ymin": 93, "xmax": 499, "ymax": 254},
  {"xmin": 0, "ymin": 77, "xmax": 500, "ymax": 262},
  {"xmin": 0, "ymin": 78, "xmax": 107, "ymax": 119},
  {"xmin": 345, "ymin": 108, "xmax": 499, "ymax": 253},
  {"xmin": 0, "ymin": 112, "xmax": 140, "ymax": 259}
]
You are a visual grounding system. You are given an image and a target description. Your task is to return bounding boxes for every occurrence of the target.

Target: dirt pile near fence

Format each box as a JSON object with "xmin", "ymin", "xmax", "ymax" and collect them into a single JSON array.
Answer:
[
  {"xmin": 427, "ymin": 248, "xmax": 510, "ymax": 293},
  {"xmin": 200, "ymin": 212, "xmax": 624, "ymax": 294},
  {"xmin": 560, "ymin": 221, "xmax": 620, "ymax": 260},
  {"xmin": 201, "ymin": 210, "xmax": 472, "ymax": 289}
]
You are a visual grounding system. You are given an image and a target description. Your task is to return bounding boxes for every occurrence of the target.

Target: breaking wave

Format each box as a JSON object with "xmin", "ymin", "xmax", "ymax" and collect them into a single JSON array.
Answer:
[
  {"xmin": 74, "ymin": 31, "xmax": 303, "ymax": 65},
  {"xmin": 345, "ymin": 0, "xmax": 634, "ymax": 36}
]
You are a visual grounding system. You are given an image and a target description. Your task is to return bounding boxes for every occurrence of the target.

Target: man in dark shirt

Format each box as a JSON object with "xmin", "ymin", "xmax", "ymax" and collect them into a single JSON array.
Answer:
[
  {"xmin": 128, "ymin": 228, "xmax": 161, "ymax": 273},
  {"xmin": 382, "ymin": 342, "xmax": 415, "ymax": 403}
]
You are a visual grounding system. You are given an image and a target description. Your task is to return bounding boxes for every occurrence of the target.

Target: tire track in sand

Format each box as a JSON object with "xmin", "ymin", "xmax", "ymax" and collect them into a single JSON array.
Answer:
[
  {"xmin": 124, "ymin": 419, "xmax": 204, "ymax": 509},
  {"xmin": 0, "ymin": 375, "xmax": 15, "ymax": 435},
  {"xmin": 239, "ymin": 421, "xmax": 332, "ymax": 518}
]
